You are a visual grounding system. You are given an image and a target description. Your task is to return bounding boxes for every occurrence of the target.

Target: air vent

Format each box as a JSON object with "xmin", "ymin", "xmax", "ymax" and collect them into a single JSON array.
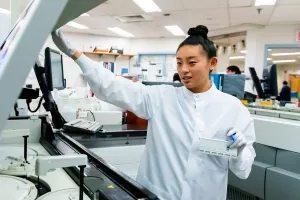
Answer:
[
  {"xmin": 126, "ymin": 15, "xmax": 144, "ymax": 19},
  {"xmin": 115, "ymin": 14, "xmax": 152, "ymax": 23},
  {"xmin": 227, "ymin": 186, "xmax": 257, "ymax": 200}
]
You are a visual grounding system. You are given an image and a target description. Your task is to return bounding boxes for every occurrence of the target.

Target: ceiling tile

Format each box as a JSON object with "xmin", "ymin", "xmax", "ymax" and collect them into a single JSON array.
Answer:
[
  {"xmin": 230, "ymin": 6, "xmax": 274, "ymax": 26},
  {"xmin": 0, "ymin": 0, "xmax": 14, "ymax": 10},
  {"xmin": 181, "ymin": 0, "xmax": 228, "ymax": 9},
  {"xmin": 229, "ymin": 0, "xmax": 252, "ymax": 7},
  {"xmin": 278, "ymin": 0, "xmax": 300, "ymax": 5},
  {"xmin": 168, "ymin": 8, "xmax": 229, "ymax": 27},
  {"xmin": 89, "ymin": 0, "xmax": 143, "ymax": 17},
  {"xmin": 270, "ymin": 5, "xmax": 300, "ymax": 23},
  {"xmin": 74, "ymin": 16, "xmax": 121, "ymax": 29}
]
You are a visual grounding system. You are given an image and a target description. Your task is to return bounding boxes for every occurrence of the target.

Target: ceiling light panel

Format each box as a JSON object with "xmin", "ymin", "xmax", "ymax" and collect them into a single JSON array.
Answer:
[
  {"xmin": 255, "ymin": 0, "xmax": 277, "ymax": 6},
  {"xmin": 272, "ymin": 52, "xmax": 300, "ymax": 56},
  {"xmin": 66, "ymin": 21, "xmax": 89, "ymax": 29},
  {"xmin": 0, "ymin": 8, "xmax": 10, "ymax": 14},
  {"xmin": 108, "ymin": 27, "xmax": 134, "ymax": 37},
  {"xmin": 229, "ymin": 56, "xmax": 245, "ymax": 60},
  {"xmin": 132, "ymin": 0, "xmax": 161, "ymax": 13},
  {"xmin": 80, "ymin": 13, "xmax": 90, "ymax": 17},
  {"xmin": 165, "ymin": 25, "xmax": 185, "ymax": 36},
  {"xmin": 273, "ymin": 59, "xmax": 296, "ymax": 63}
]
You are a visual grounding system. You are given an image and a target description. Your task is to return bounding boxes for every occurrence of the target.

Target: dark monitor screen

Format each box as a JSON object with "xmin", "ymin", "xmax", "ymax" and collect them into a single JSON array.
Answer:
[
  {"xmin": 249, "ymin": 67, "xmax": 265, "ymax": 99},
  {"xmin": 262, "ymin": 64, "xmax": 278, "ymax": 98},
  {"xmin": 221, "ymin": 74, "xmax": 245, "ymax": 100},
  {"xmin": 44, "ymin": 47, "xmax": 64, "ymax": 90},
  {"xmin": 142, "ymin": 81, "xmax": 183, "ymax": 87}
]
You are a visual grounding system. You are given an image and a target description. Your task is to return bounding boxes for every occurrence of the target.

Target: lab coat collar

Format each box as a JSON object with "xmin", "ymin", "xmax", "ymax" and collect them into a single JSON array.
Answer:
[{"xmin": 183, "ymin": 82, "xmax": 218, "ymax": 101}]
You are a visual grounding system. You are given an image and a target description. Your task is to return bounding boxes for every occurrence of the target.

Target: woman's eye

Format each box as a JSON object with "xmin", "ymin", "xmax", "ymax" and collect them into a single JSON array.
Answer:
[
  {"xmin": 190, "ymin": 61, "xmax": 196, "ymax": 65},
  {"xmin": 177, "ymin": 62, "xmax": 182, "ymax": 65}
]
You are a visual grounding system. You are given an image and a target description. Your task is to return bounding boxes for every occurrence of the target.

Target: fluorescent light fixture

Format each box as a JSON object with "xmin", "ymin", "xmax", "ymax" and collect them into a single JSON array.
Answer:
[
  {"xmin": 132, "ymin": 0, "xmax": 161, "ymax": 13},
  {"xmin": 108, "ymin": 27, "xmax": 134, "ymax": 37},
  {"xmin": 240, "ymin": 50, "xmax": 247, "ymax": 53},
  {"xmin": 268, "ymin": 49, "xmax": 272, "ymax": 51},
  {"xmin": 66, "ymin": 21, "xmax": 88, "ymax": 29},
  {"xmin": 80, "ymin": 13, "xmax": 90, "ymax": 17},
  {"xmin": 165, "ymin": 25, "xmax": 185, "ymax": 36},
  {"xmin": 272, "ymin": 52, "xmax": 300, "ymax": 56},
  {"xmin": 267, "ymin": 58, "xmax": 272, "ymax": 61},
  {"xmin": 273, "ymin": 59, "xmax": 296, "ymax": 63},
  {"xmin": 0, "ymin": 8, "xmax": 10, "ymax": 14},
  {"xmin": 255, "ymin": 0, "xmax": 276, "ymax": 6},
  {"xmin": 229, "ymin": 56, "xmax": 245, "ymax": 60}
]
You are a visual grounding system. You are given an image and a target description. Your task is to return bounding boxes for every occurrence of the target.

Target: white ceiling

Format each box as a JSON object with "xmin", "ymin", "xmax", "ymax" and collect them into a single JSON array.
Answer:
[{"xmin": 1, "ymin": 0, "xmax": 300, "ymax": 40}]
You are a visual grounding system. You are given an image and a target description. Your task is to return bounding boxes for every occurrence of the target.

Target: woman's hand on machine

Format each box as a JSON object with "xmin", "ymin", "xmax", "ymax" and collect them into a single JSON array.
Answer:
[{"xmin": 51, "ymin": 29, "xmax": 81, "ymax": 60}]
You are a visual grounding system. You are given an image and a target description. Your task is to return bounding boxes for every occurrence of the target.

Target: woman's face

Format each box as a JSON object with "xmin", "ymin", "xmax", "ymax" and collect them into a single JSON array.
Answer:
[{"xmin": 176, "ymin": 45, "xmax": 217, "ymax": 92}]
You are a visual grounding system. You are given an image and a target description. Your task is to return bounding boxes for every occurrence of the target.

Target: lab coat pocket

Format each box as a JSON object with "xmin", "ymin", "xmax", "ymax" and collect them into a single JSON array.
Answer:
[
  {"xmin": 200, "ymin": 152, "xmax": 228, "ymax": 171},
  {"xmin": 183, "ymin": 155, "xmax": 228, "ymax": 200}
]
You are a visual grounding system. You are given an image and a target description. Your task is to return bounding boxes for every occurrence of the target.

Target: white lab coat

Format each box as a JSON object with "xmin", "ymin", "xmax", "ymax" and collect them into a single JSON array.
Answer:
[{"xmin": 75, "ymin": 54, "xmax": 256, "ymax": 200}]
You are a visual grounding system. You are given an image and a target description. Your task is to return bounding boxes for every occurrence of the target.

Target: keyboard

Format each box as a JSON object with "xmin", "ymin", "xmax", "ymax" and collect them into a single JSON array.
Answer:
[{"xmin": 63, "ymin": 119, "xmax": 103, "ymax": 134}]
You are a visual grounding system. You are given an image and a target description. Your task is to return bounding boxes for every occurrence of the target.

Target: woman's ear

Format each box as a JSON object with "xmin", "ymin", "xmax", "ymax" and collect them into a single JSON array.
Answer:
[{"xmin": 209, "ymin": 57, "xmax": 218, "ymax": 71}]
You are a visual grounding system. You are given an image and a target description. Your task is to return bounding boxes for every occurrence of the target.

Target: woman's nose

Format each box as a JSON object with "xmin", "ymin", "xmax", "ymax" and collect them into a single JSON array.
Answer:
[{"xmin": 181, "ymin": 64, "xmax": 189, "ymax": 73}]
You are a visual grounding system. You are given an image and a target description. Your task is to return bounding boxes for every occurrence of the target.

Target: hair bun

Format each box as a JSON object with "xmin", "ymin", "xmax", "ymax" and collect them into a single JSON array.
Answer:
[{"xmin": 187, "ymin": 25, "xmax": 208, "ymax": 39}]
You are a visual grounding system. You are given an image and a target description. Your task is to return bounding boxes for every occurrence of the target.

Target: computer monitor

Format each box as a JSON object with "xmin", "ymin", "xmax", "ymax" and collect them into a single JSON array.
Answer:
[
  {"xmin": 45, "ymin": 47, "xmax": 65, "ymax": 90},
  {"xmin": 221, "ymin": 74, "xmax": 245, "ymax": 100},
  {"xmin": 210, "ymin": 74, "xmax": 245, "ymax": 100},
  {"xmin": 249, "ymin": 67, "xmax": 265, "ymax": 99},
  {"xmin": 142, "ymin": 81, "xmax": 183, "ymax": 87},
  {"xmin": 262, "ymin": 64, "xmax": 278, "ymax": 98}
]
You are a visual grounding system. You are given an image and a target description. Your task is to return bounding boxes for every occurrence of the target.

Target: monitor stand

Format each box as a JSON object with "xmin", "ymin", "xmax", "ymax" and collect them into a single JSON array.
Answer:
[{"xmin": 33, "ymin": 61, "xmax": 66, "ymax": 129}]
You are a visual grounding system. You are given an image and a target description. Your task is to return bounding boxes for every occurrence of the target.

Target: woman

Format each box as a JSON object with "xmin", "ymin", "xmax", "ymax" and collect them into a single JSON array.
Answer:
[
  {"xmin": 226, "ymin": 65, "xmax": 241, "ymax": 74},
  {"xmin": 52, "ymin": 25, "xmax": 255, "ymax": 200}
]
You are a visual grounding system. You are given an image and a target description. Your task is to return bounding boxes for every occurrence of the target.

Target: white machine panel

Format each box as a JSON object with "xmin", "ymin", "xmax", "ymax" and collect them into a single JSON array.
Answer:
[
  {"xmin": 252, "ymin": 114, "xmax": 300, "ymax": 153},
  {"xmin": 36, "ymin": 155, "xmax": 87, "ymax": 176},
  {"xmin": 0, "ymin": 175, "xmax": 37, "ymax": 200}
]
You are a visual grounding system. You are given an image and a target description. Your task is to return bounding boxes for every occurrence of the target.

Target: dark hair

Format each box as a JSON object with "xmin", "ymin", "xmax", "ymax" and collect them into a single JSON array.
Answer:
[
  {"xmin": 283, "ymin": 81, "xmax": 288, "ymax": 85},
  {"xmin": 227, "ymin": 65, "xmax": 241, "ymax": 74},
  {"xmin": 173, "ymin": 73, "xmax": 181, "ymax": 82},
  {"xmin": 177, "ymin": 25, "xmax": 216, "ymax": 59}
]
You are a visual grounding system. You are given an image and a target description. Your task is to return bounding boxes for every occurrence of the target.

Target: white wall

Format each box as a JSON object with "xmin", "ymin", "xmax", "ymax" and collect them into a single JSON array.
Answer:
[
  {"xmin": 130, "ymin": 38, "xmax": 182, "ymax": 53},
  {"xmin": 26, "ymin": 24, "xmax": 300, "ymax": 89},
  {"xmin": 229, "ymin": 60, "xmax": 245, "ymax": 72},
  {"xmin": 130, "ymin": 37, "xmax": 234, "ymax": 74},
  {"xmin": 26, "ymin": 33, "xmax": 238, "ymax": 87},
  {"xmin": 25, "ymin": 33, "xmax": 133, "ymax": 88},
  {"xmin": 245, "ymin": 25, "xmax": 300, "ymax": 78}
]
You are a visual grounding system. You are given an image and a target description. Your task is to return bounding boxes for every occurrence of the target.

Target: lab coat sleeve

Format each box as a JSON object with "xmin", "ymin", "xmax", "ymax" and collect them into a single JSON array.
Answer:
[
  {"xmin": 229, "ymin": 104, "xmax": 256, "ymax": 179},
  {"xmin": 75, "ymin": 54, "xmax": 163, "ymax": 119}
]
